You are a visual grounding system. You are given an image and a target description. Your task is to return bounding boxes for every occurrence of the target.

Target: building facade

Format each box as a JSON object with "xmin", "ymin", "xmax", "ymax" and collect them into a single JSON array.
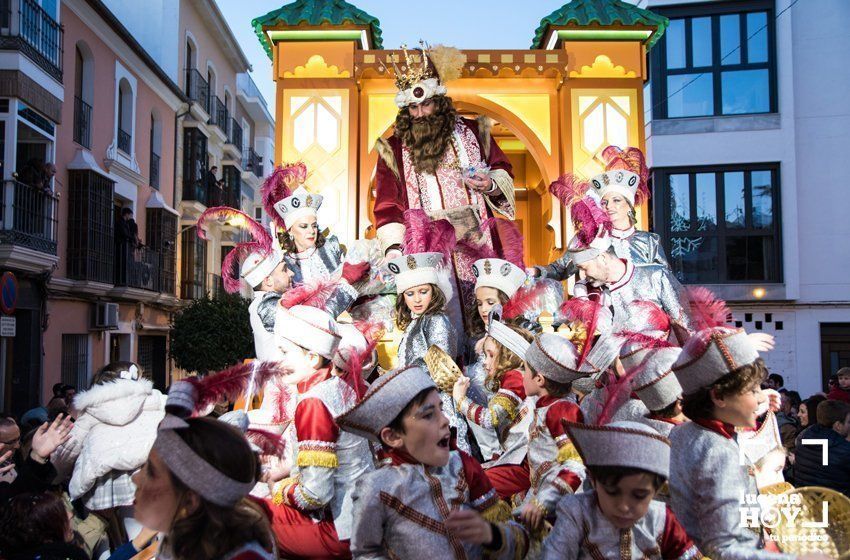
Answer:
[
  {"xmin": 641, "ymin": 0, "xmax": 850, "ymax": 397},
  {"xmin": 0, "ymin": 0, "xmax": 273, "ymax": 415}
]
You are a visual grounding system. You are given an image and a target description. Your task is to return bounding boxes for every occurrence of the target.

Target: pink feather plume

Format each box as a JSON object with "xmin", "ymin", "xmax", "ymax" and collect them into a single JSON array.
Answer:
[
  {"xmin": 190, "ymin": 361, "xmax": 286, "ymax": 412},
  {"xmin": 279, "ymin": 277, "xmax": 340, "ymax": 309},
  {"xmin": 246, "ymin": 428, "xmax": 287, "ymax": 457},
  {"xmin": 197, "ymin": 206, "xmax": 272, "ymax": 246},
  {"xmin": 220, "ymin": 241, "xmax": 271, "ymax": 294},
  {"xmin": 477, "ymin": 218, "xmax": 526, "ymax": 269},
  {"xmin": 401, "ymin": 209, "xmax": 457, "ymax": 261},
  {"xmin": 270, "ymin": 378, "xmax": 293, "ymax": 424},
  {"xmin": 549, "ymin": 173, "xmax": 590, "ymax": 207},
  {"xmin": 559, "ymin": 296, "xmax": 602, "ymax": 368},
  {"xmin": 602, "ymin": 146, "xmax": 650, "ymax": 205},
  {"xmin": 687, "ymin": 286, "xmax": 732, "ymax": 332},
  {"xmin": 503, "ymin": 281, "xmax": 557, "ymax": 321},
  {"xmin": 570, "ymin": 197, "xmax": 613, "ymax": 248},
  {"xmin": 260, "ymin": 162, "xmax": 307, "ymax": 219},
  {"xmin": 597, "ymin": 359, "xmax": 648, "ymax": 426}
]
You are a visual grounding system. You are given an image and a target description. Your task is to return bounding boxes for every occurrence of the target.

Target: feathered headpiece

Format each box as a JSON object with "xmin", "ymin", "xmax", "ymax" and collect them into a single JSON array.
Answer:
[
  {"xmin": 601, "ymin": 145, "xmax": 650, "ymax": 206},
  {"xmin": 389, "ymin": 42, "xmax": 464, "ymax": 108},
  {"xmin": 502, "ymin": 279, "xmax": 563, "ymax": 323},
  {"xmin": 197, "ymin": 206, "xmax": 280, "ymax": 294},
  {"xmin": 260, "ymin": 162, "xmax": 307, "ymax": 221},
  {"xmin": 559, "ymin": 296, "xmax": 604, "ymax": 369},
  {"xmin": 458, "ymin": 217, "xmax": 525, "ymax": 270},
  {"xmin": 400, "ymin": 209, "xmax": 457, "ymax": 262},
  {"xmin": 549, "ymin": 175, "xmax": 612, "ymax": 249}
]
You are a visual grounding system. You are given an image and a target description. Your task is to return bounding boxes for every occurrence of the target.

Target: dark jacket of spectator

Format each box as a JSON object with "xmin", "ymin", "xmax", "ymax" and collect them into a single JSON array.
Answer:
[
  {"xmin": 0, "ymin": 450, "xmax": 58, "ymax": 504},
  {"xmin": 793, "ymin": 423, "xmax": 850, "ymax": 496}
]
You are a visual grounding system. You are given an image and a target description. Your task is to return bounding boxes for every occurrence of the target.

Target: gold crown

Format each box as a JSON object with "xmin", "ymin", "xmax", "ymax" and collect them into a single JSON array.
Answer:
[{"xmin": 387, "ymin": 42, "xmax": 436, "ymax": 91}]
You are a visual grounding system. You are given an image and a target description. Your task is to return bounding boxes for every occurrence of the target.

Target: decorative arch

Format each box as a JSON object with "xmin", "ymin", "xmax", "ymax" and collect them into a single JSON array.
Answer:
[{"xmin": 74, "ymin": 40, "xmax": 95, "ymax": 106}]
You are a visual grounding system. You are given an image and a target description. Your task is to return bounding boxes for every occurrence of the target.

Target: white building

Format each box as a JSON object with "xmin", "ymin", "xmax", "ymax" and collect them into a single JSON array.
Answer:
[{"xmin": 640, "ymin": 0, "xmax": 850, "ymax": 397}]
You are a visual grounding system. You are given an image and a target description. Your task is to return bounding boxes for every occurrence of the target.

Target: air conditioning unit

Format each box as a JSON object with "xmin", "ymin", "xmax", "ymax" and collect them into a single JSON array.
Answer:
[{"xmin": 92, "ymin": 302, "xmax": 119, "ymax": 330}]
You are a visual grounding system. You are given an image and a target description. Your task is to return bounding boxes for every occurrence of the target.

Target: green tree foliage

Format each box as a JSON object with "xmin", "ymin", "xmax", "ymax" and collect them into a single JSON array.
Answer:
[{"xmin": 170, "ymin": 294, "xmax": 255, "ymax": 374}]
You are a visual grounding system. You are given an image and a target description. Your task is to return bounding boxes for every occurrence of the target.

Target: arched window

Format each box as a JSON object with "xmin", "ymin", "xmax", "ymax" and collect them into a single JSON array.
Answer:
[
  {"xmin": 73, "ymin": 42, "xmax": 94, "ymax": 148},
  {"xmin": 150, "ymin": 111, "xmax": 162, "ymax": 189},
  {"xmin": 206, "ymin": 65, "xmax": 216, "ymax": 115},
  {"xmin": 117, "ymin": 78, "xmax": 133, "ymax": 154}
]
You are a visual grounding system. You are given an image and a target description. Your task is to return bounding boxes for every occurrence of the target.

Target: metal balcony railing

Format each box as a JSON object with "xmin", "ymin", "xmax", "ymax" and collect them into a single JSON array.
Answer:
[
  {"xmin": 209, "ymin": 96, "xmax": 228, "ymax": 131},
  {"xmin": 0, "ymin": 0, "xmax": 63, "ymax": 80},
  {"xmin": 150, "ymin": 152, "xmax": 160, "ymax": 189},
  {"xmin": 181, "ymin": 178, "xmax": 208, "ymax": 207},
  {"xmin": 207, "ymin": 273, "xmax": 224, "ymax": 298},
  {"xmin": 114, "ymin": 245, "xmax": 162, "ymax": 292},
  {"xmin": 0, "ymin": 178, "xmax": 58, "ymax": 255},
  {"xmin": 184, "ymin": 68, "xmax": 209, "ymax": 113},
  {"xmin": 73, "ymin": 96, "xmax": 92, "ymax": 149},
  {"xmin": 117, "ymin": 128, "xmax": 131, "ymax": 154},
  {"xmin": 227, "ymin": 118, "xmax": 242, "ymax": 148},
  {"xmin": 242, "ymin": 147, "xmax": 262, "ymax": 178}
]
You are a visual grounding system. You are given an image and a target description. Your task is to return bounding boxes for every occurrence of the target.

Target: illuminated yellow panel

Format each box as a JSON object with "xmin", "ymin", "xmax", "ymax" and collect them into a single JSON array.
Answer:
[
  {"xmin": 570, "ymin": 89, "xmax": 638, "ymax": 181},
  {"xmin": 367, "ymin": 94, "xmax": 399, "ymax": 150},
  {"xmin": 283, "ymin": 54, "xmax": 351, "ymax": 78},
  {"xmin": 569, "ymin": 54, "xmax": 637, "ymax": 78},
  {"xmin": 479, "ymin": 93, "xmax": 552, "ymax": 154},
  {"xmin": 282, "ymin": 90, "xmax": 351, "ymax": 239}
]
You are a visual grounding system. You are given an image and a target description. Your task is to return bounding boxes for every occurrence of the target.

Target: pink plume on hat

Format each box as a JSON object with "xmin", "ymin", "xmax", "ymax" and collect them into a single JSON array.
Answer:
[
  {"xmin": 260, "ymin": 162, "xmax": 307, "ymax": 219},
  {"xmin": 503, "ymin": 280, "xmax": 562, "ymax": 322},
  {"xmin": 197, "ymin": 206, "xmax": 272, "ymax": 247},
  {"xmin": 602, "ymin": 145, "xmax": 650, "ymax": 205},
  {"xmin": 597, "ymin": 359, "xmax": 648, "ymax": 426},
  {"xmin": 571, "ymin": 196, "xmax": 613, "ymax": 248},
  {"xmin": 477, "ymin": 217, "xmax": 525, "ymax": 269},
  {"xmin": 220, "ymin": 241, "xmax": 270, "ymax": 294},
  {"xmin": 687, "ymin": 286, "xmax": 732, "ymax": 332},
  {"xmin": 401, "ymin": 209, "xmax": 457, "ymax": 262},
  {"xmin": 549, "ymin": 173, "xmax": 590, "ymax": 208},
  {"xmin": 279, "ymin": 277, "xmax": 340, "ymax": 310},
  {"xmin": 189, "ymin": 361, "xmax": 288, "ymax": 413}
]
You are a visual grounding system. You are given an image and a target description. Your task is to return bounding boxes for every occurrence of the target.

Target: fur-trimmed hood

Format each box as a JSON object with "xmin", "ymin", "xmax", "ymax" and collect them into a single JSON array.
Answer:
[{"xmin": 73, "ymin": 378, "xmax": 159, "ymax": 426}]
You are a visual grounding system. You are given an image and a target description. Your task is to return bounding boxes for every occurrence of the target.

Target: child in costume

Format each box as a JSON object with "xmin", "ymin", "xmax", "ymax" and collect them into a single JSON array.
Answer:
[
  {"xmin": 542, "ymin": 421, "xmax": 701, "ymax": 560},
  {"xmin": 453, "ymin": 307, "xmax": 535, "ymax": 499},
  {"xmin": 668, "ymin": 326, "xmax": 826, "ymax": 560},
  {"xmin": 338, "ymin": 366, "xmax": 529, "ymax": 559},
  {"xmin": 514, "ymin": 333, "xmax": 600, "ymax": 531},
  {"xmin": 265, "ymin": 304, "xmax": 374, "ymax": 559}
]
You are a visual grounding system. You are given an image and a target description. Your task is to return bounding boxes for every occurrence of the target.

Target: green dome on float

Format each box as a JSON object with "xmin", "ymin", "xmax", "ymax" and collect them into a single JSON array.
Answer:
[
  {"xmin": 252, "ymin": 0, "xmax": 384, "ymax": 59},
  {"xmin": 531, "ymin": 0, "xmax": 668, "ymax": 50}
]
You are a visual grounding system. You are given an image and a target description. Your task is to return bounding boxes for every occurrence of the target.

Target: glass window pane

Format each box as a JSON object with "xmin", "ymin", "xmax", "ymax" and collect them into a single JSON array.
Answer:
[
  {"xmin": 670, "ymin": 237, "xmax": 718, "ymax": 283},
  {"xmin": 726, "ymin": 236, "xmax": 775, "ymax": 281},
  {"xmin": 666, "ymin": 19, "xmax": 686, "ymax": 69},
  {"xmin": 751, "ymin": 170, "xmax": 773, "ymax": 229},
  {"xmin": 695, "ymin": 173, "xmax": 717, "ymax": 231},
  {"xmin": 667, "ymin": 73, "xmax": 714, "ymax": 117},
  {"xmin": 724, "ymin": 172, "xmax": 746, "ymax": 228},
  {"xmin": 747, "ymin": 12, "xmax": 769, "ymax": 63},
  {"xmin": 722, "ymin": 69, "xmax": 770, "ymax": 114},
  {"xmin": 720, "ymin": 14, "xmax": 741, "ymax": 65},
  {"xmin": 669, "ymin": 174, "xmax": 691, "ymax": 232},
  {"xmin": 691, "ymin": 17, "xmax": 713, "ymax": 67}
]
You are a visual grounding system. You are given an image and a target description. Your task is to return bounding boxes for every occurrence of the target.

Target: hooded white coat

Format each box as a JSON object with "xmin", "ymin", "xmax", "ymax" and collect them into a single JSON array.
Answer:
[{"xmin": 52, "ymin": 378, "xmax": 165, "ymax": 507}]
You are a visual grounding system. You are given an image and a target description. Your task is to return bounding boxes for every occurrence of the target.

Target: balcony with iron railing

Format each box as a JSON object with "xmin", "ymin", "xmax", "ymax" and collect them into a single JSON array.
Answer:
[
  {"xmin": 181, "ymin": 176, "xmax": 208, "ymax": 207},
  {"xmin": 180, "ymin": 274, "xmax": 206, "ymax": 300},
  {"xmin": 0, "ymin": 178, "xmax": 58, "ymax": 256},
  {"xmin": 114, "ymin": 244, "xmax": 162, "ymax": 292},
  {"xmin": 207, "ymin": 272, "xmax": 224, "ymax": 299},
  {"xmin": 208, "ymin": 96, "xmax": 228, "ymax": 131},
  {"xmin": 73, "ymin": 96, "xmax": 92, "ymax": 149},
  {"xmin": 184, "ymin": 68, "xmax": 209, "ymax": 113},
  {"xmin": 150, "ymin": 152, "xmax": 160, "ymax": 189},
  {"xmin": 117, "ymin": 128, "xmax": 131, "ymax": 154},
  {"xmin": 242, "ymin": 147, "xmax": 262, "ymax": 178},
  {"xmin": 0, "ymin": 0, "xmax": 63, "ymax": 81},
  {"xmin": 227, "ymin": 118, "xmax": 242, "ymax": 148}
]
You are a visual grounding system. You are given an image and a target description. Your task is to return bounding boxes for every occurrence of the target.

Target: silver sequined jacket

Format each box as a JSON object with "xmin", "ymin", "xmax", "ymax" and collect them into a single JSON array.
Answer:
[
  {"xmin": 669, "ymin": 422, "xmax": 794, "ymax": 560},
  {"xmin": 249, "ymin": 291, "xmax": 281, "ymax": 361},
  {"xmin": 543, "ymin": 492, "xmax": 702, "ymax": 560},
  {"xmin": 284, "ymin": 234, "xmax": 345, "ymax": 285},
  {"xmin": 349, "ymin": 450, "xmax": 528, "ymax": 559},
  {"xmin": 536, "ymin": 228, "xmax": 668, "ymax": 281}
]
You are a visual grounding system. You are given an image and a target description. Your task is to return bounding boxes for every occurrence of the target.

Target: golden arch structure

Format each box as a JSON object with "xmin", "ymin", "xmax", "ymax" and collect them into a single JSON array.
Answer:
[{"xmin": 253, "ymin": 0, "xmax": 667, "ymax": 266}]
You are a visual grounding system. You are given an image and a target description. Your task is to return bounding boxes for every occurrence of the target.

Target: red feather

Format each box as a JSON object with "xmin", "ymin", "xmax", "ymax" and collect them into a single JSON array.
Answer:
[
  {"xmin": 687, "ymin": 286, "xmax": 732, "ymax": 332},
  {"xmin": 197, "ymin": 206, "xmax": 272, "ymax": 246},
  {"xmin": 246, "ymin": 428, "xmax": 287, "ymax": 457},
  {"xmin": 279, "ymin": 277, "xmax": 340, "ymax": 309},
  {"xmin": 559, "ymin": 297, "xmax": 602, "ymax": 368},
  {"xmin": 549, "ymin": 173, "xmax": 590, "ymax": 207},
  {"xmin": 260, "ymin": 162, "xmax": 307, "ymax": 219},
  {"xmin": 613, "ymin": 331, "xmax": 674, "ymax": 351},
  {"xmin": 570, "ymin": 197, "xmax": 613, "ymax": 247},
  {"xmin": 221, "ymin": 241, "xmax": 272, "ymax": 294},
  {"xmin": 476, "ymin": 218, "xmax": 525, "ymax": 269},
  {"xmin": 401, "ymin": 209, "xmax": 456, "ymax": 261},
  {"xmin": 191, "ymin": 361, "xmax": 286, "ymax": 412},
  {"xmin": 597, "ymin": 359, "xmax": 647, "ymax": 426},
  {"xmin": 270, "ymin": 378, "xmax": 294, "ymax": 424},
  {"xmin": 602, "ymin": 146, "xmax": 650, "ymax": 205},
  {"xmin": 503, "ymin": 281, "xmax": 556, "ymax": 321}
]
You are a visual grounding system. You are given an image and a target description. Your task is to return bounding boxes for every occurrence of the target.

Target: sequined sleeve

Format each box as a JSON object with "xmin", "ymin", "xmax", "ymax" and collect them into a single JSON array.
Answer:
[
  {"xmin": 458, "ymin": 370, "xmax": 525, "ymax": 430},
  {"xmin": 541, "ymin": 494, "xmax": 584, "ymax": 560},
  {"xmin": 535, "ymin": 253, "xmax": 577, "ymax": 282},
  {"xmin": 257, "ymin": 292, "xmax": 281, "ymax": 333},
  {"xmin": 651, "ymin": 232, "xmax": 670, "ymax": 268},
  {"xmin": 425, "ymin": 313, "xmax": 458, "ymax": 359},
  {"xmin": 274, "ymin": 398, "xmax": 339, "ymax": 512},
  {"xmin": 657, "ymin": 267, "xmax": 693, "ymax": 334},
  {"xmin": 535, "ymin": 402, "xmax": 586, "ymax": 513},
  {"xmin": 349, "ymin": 472, "xmax": 392, "ymax": 560}
]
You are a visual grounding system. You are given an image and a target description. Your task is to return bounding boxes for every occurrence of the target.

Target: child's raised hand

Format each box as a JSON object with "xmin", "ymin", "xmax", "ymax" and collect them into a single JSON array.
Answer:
[
  {"xmin": 519, "ymin": 502, "xmax": 545, "ymax": 531},
  {"xmin": 445, "ymin": 509, "xmax": 493, "ymax": 545},
  {"xmin": 453, "ymin": 375, "xmax": 470, "ymax": 404}
]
